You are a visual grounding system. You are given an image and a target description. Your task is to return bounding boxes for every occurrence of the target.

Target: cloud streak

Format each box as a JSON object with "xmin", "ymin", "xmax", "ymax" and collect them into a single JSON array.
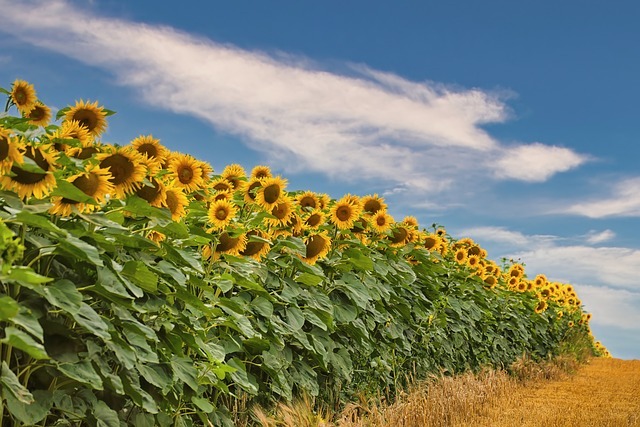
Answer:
[
  {"xmin": 0, "ymin": 0, "xmax": 587, "ymax": 190},
  {"xmin": 562, "ymin": 177, "xmax": 640, "ymax": 218}
]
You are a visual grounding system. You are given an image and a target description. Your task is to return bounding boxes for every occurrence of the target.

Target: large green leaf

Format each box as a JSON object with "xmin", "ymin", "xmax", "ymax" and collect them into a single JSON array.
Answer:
[
  {"xmin": 121, "ymin": 260, "xmax": 158, "ymax": 293},
  {"xmin": 42, "ymin": 279, "xmax": 82, "ymax": 314},
  {"xmin": 1, "ymin": 326, "xmax": 48, "ymax": 359},
  {"xmin": 3, "ymin": 389, "xmax": 52, "ymax": 425},
  {"xmin": 57, "ymin": 360, "xmax": 104, "ymax": 389},
  {"xmin": 0, "ymin": 295, "xmax": 19, "ymax": 320},
  {"xmin": 58, "ymin": 234, "xmax": 103, "ymax": 266},
  {"xmin": 0, "ymin": 361, "xmax": 34, "ymax": 404},
  {"xmin": 171, "ymin": 356, "xmax": 199, "ymax": 391},
  {"xmin": 71, "ymin": 303, "xmax": 110, "ymax": 339},
  {"xmin": 93, "ymin": 400, "xmax": 120, "ymax": 427}
]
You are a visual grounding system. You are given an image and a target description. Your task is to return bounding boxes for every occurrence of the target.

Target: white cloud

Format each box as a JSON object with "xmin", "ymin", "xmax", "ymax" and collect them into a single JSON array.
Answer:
[
  {"xmin": 458, "ymin": 226, "xmax": 557, "ymax": 248},
  {"xmin": 0, "ymin": 0, "xmax": 586, "ymax": 192},
  {"xmin": 562, "ymin": 177, "xmax": 640, "ymax": 218},
  {"xmin": 493, "ymin": 142, "xmax": 588, "ymax": 182},
  {"xmin": 578, "ymin": 285, "xmax": 640, "ymax": 331},
  {"xmin": 585, "ymin": 229, "xmax": 616, "ymax": 244}
]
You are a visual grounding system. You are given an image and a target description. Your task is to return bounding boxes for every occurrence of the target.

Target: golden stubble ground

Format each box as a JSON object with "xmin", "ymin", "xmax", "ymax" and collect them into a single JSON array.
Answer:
[{"xmin": 465, "ymin": 358, "xmax": 640, "ymax": 427}]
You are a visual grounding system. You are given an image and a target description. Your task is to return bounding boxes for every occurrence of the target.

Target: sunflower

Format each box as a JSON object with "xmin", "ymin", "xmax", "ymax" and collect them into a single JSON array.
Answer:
[
  {"xmin": 254, "ymin": 176, "xmax": 287, "ymax": 210},
  {"xmin": 168, "ymin": 153, "xmax": 205, "ymax": 193},
  {"xmin": 26, "ymin": 102, "xmax": 52, "ymax": 127},
  {"xmin": 330, "ymin": 195, "xmax": 362, "ymax": 230},
  {"xmin": 266, "ymin": 196, "xmax": 294, "ymax": 228},
  {"xmin": 402, "ymin": 216, "xmax": 419, "ymax": 228},
  {"xmin": 389, "ymin": 225, "xmax": 413, "ymax": 247},
  {"xmin": 10, "ymin": 79, "xmax": 37, "ymax": 114},
  {"xmin": 240, "ymin": 229, "xmax": 272, "ymax": 261},
  {"xmin": 300, "ymin": 232, "xmax": 331, "ymax": 265},
  {"xmin": 361, "ymin": 194, "xmax": 387, "ymax": 215},
  {"xmin": 135, "ymin": 177, "xmax": 167, "ymax": 207},
  {"xmin": 250, "ymin": 165, "xmax": 272, "ymax": 180},
  {"xmin": 208, "ymin": 199, "xmax": 237, "ymax": 230},
  {"xmin": 534, "ymin": 300, "xmax": 548, "ymax": 314},
  {"xmin": 508, "ymin": 264, "xmax": 525, "ymax": 278},
  {"xmin": 164, "ymin": 186, "xmax": 189, "ymax": 221},
  {"xmin": 1, "ymin": 144, "xmax": 57, "ymax": 199},
  {"xmin": 212, "ymin": 190, "xmax": 232, "ymax": 202},
  {"xmin": 296, "ymin": 191, "xmax": 320, "ymax": 210},
  {"xmin": 131, "ymin": 135, "xmax": 168, "ymax": 174},
  {"xmin": 507, "ymin": 276, "xmax": 519, "ymax": 289},
  {"xmin": 206, "ymin": 231, "xmax": 248, "ymax": 259},
  {"xmin": 147, "ymin": 230, "xmax": 167, "ymax": 245},
  {"xmin": 435, "ymin": 228, "xmax": 447, "ymax": 238},
  {"xmin": 220, "ymin": 163, "xmax": 246, "ymax": 191},
  {"xmin": 0, "ymin": 128, "xmax": 24, "ymax": 175},
  {"xmin": 54, "ymin": 120, "xmax": 94, "ymax": 151},
  {"xmin": 64, "ymin": 100, "xmax": 108, "ymax": 137},
  {"xmin": 287, "ymin": 213, "xmax": 304, "ymax": 236},
  {"xmin": 467, "ymin": 245, "xmax": 482, "ymax": 257},
  {"xmin": 516, "ymin": 281, "xmax": 528, "ymax": 293},
  {"xmin": 422, "ymin": 234, "xmax": 439, "ymax": 251},
  {"xmin": 317, "ymin": 193, "xmax": 331, "ymax": 210},
  {"xmin": 371, "ymin": 210, "xmax": 394, "ymax": 233},
  {"xmin": 483, "ymin": 275, "xmax": 498, "ymax": 289},
  {"xmin": 97, "ymin": 147, "xmax": 147, "ymax": 199},
  {"xmin": 454, "ymin": 248, "xmax": 468, "ymax": 265},
  {"xmin": 350, "ymin": 216, "xmax": 369, "ymax": 234},
  {"xmin": 467, "ymin": 254, "xmax": 481, "ymax": 269},
  {"xmin": 534, "ymin": 274, "xmax": 547, "ymax": 288},
  {"xmin": 568, "ymin": 321, "xmax": 574, "ymax": 328},
  {"xmin": 210, "ymin": 178, "xmax": 233, "ymax": 193},
  {"xmin": 67, "ymin": 144, "xmax": 103, "ymax": 160},
  {"xmin": 557, "ymin": 311, "xmax": 564, "ymax": 319},
  {"xmin": 243, "ymin": 178, "xmax": 263, "ymax": 204},
  {"xmin": 49, "ymin": 164, "xmax": 114, "ymax": 216}
]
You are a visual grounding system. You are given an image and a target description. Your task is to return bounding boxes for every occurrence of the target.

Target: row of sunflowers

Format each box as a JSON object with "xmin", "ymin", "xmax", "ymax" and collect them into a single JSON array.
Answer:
[{"xmin": 1, "ymin": 79, "xmax": 608, "ymax": 355}]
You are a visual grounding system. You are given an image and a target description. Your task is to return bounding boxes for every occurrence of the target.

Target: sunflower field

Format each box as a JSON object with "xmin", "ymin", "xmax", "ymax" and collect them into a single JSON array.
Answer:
[{"xmin": 0, "ymin": 80, "xmax": 608, "ymax": 426}]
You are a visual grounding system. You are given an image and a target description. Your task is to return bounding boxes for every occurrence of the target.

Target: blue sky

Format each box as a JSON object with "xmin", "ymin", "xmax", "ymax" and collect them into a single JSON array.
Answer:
[{"xmin": 2, "ymin": 0, "xmax": 639, "ymax": 359}]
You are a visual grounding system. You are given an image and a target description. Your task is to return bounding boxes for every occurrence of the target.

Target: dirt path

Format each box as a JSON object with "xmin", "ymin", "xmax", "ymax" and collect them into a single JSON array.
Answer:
[{"xmin": 464, "ymin": 358, "xmax": 640, "ymax": 427}]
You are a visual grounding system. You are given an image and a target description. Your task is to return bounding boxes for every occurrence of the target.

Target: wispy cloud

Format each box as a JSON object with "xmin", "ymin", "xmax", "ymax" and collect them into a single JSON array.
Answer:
[
  {"xmin": 585, "ymin": 229, "xmax": 616, "ymax": 244},
  {"xmin": 578, "ymin": 285, "xmax": 640, "ymax": 331},
  {"xmin": 0, "ymin": 0, "xmax": 587, "ymax": 191},
  {"xmin": 493, "ymin": 142, "xmax": 589, "ymax": 182},
  {"xmin": 562, "ymin": 177, "xmax": 640, "ymax": 218},
  {"xmin": 458, "ymin": 226, "xmax": 556, "ymax": 248}
]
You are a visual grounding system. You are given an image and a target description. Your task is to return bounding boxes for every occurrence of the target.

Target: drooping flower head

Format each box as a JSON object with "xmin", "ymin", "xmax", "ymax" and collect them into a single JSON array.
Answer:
[
  {"xmin": 0, "ymin": 128, "xmax": 24, "ymax": 175},
  {"xmin": 10, "ymin": 79, "xmax": 37, "ymax": 114},
  {"xmin": 135, "ymin": 177, "xmax": 167, "ymax": 207},
  {"xmin": 164, "ymin": 186, "xmax": 189, "ymax": 221},
  {"xmin": 300, "ymin": 232, "xmax": 331, "ymax": 265},
  {"xmin": 1, "ymin": 143, "xmax": 57, "ymax": 199},
  {"xmin": 64, "ymin": 100, "xmax": 108, "ymax": 137},
  {"xmin": 97, "ymin": 146, "xmax": 147, "ymax": 199},
  {"xmin": 240, "ymin": 229, "xmax": 272, "ymax": 261},
  {"xmin": 26, "ymin": 102, "xmax": 52, "ymax": 127}
]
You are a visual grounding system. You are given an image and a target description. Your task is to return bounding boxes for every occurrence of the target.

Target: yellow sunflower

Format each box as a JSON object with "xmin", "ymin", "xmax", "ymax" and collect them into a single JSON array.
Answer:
[
  {"xmin": 317, "ymin": 193, "xmax": 331, "ymax": 210},
  {"xmin": 423, "ymin": 234, "xmax": 443, "ymax": 252},
  {"xmin": 371, "ymin": 210, "xmax": 394, "ymax": 233},
  {"xmin": 516, "ymin": 281, "xmax": 528, "ymax": 293},
  {"xmin": 483, "ymin": 275, "xmax": 498, "ymax": 289},
  {"xmin": 534, "ymin": 300, "xmax": 547, "ymax": 314},
  {"xmin": 350, "ymin": 217, "xmax": 369, "ymax": 234},
  {"xmin": 266, "ymin": 196, "xmax": 294, "ymax": 228},
  {"xmin": 135, "ymin": 177, "xmax": 167, "ymax": 207},
  {"xmin": 212, "ymin": 190, "xmax": 232, "ymax": 202},
  {"xmin": 49, "ymin": 164, "xmax": 114, "ymax": 216},
  {"xmin": 205, "ymin": 231, "xmax": 248, "ymax": 259},
  {"xmin": 287, "ymin": 213, "xmax": 304, "ymax": 237},
  {"xmin": 330, "ymin": 195, "xmax": 362, "ymax": 230},
  {"xmin": 243, "ymin": 177, "xmax": 263, "ymax": 204},
  {"xmin": 250, "ymin": 165, "xmax": 272, "ymax": 180},
  {"xmin": 402, "ymin": 216, "xmax": 419, "ymax": 228},
  {"xmin": 130, "ymin": 135, "xmax": 168, "ymax": 174},
  {"xmin": 1, "ymin": 144, "xmax": 57, "ymax": 199},
  {"xmin": 361, "ymin": 194, "xmax": 387, "ymax": 215},
  {"xmin": 97, "ymin": 147, "xmax": 147, "ymax": 199},
  {"xmin": 388, "ymin": 225, "xmax": 413, "ymax": 247},
  {"xmin": 296, "ymin": 191, "xmax": 320, "ymax": 210},
  {"xmin": 254, "ymin": 176, "xmax": 287, "ymax": 210},
  {"xmin": 168, "ymin": 153, "xmax": 205, "ymax": 193},
  {"xmin": 467, "ymin": 254, "xmax": 481, "ymax": 270},
  {"xmin": 53, "ymin": 120, "xmax": 94, "ymax": 153},
  {"xmin": 211, "ymin": 178, "xmax": 233, "ymax": 193},
  {"xmin": 0, "ymin": 128, "xmax": 24, "ymax": 175},
  {"xmin": 240, "ymin": 229, "xmax": 272, "ymax": 261},
  {"xmin": 67, "ymin": 144, "xmax": 103, "ymax": 160},
  {"xmin": 207, "ymin": 199, "xmax": 237, "ymax": 230},
  {"xmin": 10, "ymin": 79, "xmax": 37, "ymax": 114},
  {"xmin": 435, "ymin": 228, "xmax": 447, "ymax": 238},
  {"xmin": 300, "ymin": 232, "xmax": 332, "ymax": 265},
  {"xmin": 64, "ymin": 100, "xmax": 108, "ymax": 137},
  {"xmin": 147, "ymin": 230, "xmax": 167, "ymax": 245},
  {"xmin": 199, "ymin": 160, "xmax": 214, "ymax": 183},
  {"xmin": 508, "ymin": 264, "xmax": 525, "ymax": 278},
  {"xmin": 164, "ymin": 186, "xmax": 189, "ymax": 221},
  {"xmin": 26, "ymin": 102, "xmax": 52, "ymax": 127},
  {"xmin": 454, "ymin": 248, "xmax": 468, "ymax": 265},
  {"xmin": 220, "ymin": 163, "xmax": 246, "ymax": 191}
]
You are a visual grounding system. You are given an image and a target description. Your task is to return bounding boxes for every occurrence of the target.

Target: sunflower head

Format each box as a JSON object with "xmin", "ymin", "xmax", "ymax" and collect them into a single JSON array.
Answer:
[
  {"xmin": 208, "ymin": 199, "xmax": 237, "ymax": 230},
  {"xmin": 206, "ymin": 231, "xmax": 248, "ymax": 259},
  {"xmin": 330, "ymin": 195, "xmax": 362, "ymax": 230},
  {"xmin": 10, "ymin": 79, "xmax": 37, "ymax": 114},
  {"xmin": 26, "ymin": 102, "xmax": 52, "ymax": 127},
  {"xmin": 53, "ymin": 120, "xmax": 95, "ymax": 151},
  {"xmin": 250, "ymin": 165, "xmax": 272, "ymax": 180},
  {"xmin": 389, "ymin": 226, "xmax": 412, "ymax": 247},
  {"xmin": 0, "ymin": 128, "xmax": 24, "ymax": 175},
  {"xmin": 169, "ymin": 153, "xmax": 205, "ymax": 193},
  {"xmin": 243, "ymin": 178, "xmax": 263, "ymax": 204},
  {"xmin": 220, "ymin": 164, "xmax": 246, "ymax": 191},
  {"xmin": 255, "ymin": 176, "xmax": 287, "ymax": 210},
  {"xmin": 135, "ymin": 177, "xmax": 167, "ymax": 207},
  {"xmin": 164, "ymin": 186, "xmax": 189, "ymax": 221},
  {"xmin": 97, "ymin": 147, "xmax": 147, "ymax": 199},
  {"xmin": 64, "ymin": 100, "xmax": 108, "ymax": 136},
  {"xmin": 362, "ymin": 194, "xmax": 387, "ymax": 215},
  {"xmin": 402, "ymin": 216, "xmax": 419, "ymax": 228},
  {"xmin": 240, "ymin": 230, "xmax": 272, "ymax": 261},
  {"xmin": 454, "ymin": 248, "xmax": 468, "ymax": 264},
  {"xmin": 371, "ymin": 210, "xmax": 394, "ymax": 233},
  {"xmin": 301, "ymin": 232, "xmax": 331, "ymax": 265},
  {"xmin": 296, "ymin": 191, "xmax": 319, "ymax": 210},
  {"xmin": 483, "ymin": 275, "xmax": 498, "ymax": 289},
  {"xmin": 49, "ymin": 164, "xmax": 114, "ymax": 216},
  {"xmin": 1, "ymin": 144, "xmax": 58, "ymax": 199},
  {"xmin": 131, "ymin": 135, "xmax": 168, "ymax": 173},
  {"xmin": 424, "ymin": 234, "xmax": 442, "ymax": 252},
  {"xmin": 266, "ymin": 197, "xmax": 294, "ymax": 228},
  {"xmin": 535, "ymin": 300, "xmax": 548, "ymax": 314}
]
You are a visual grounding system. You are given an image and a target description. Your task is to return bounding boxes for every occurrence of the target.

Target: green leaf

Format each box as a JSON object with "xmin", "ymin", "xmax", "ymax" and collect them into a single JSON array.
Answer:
[
  {"xmin": 3, "ymin": 389, "xmax": 52, "ymax": 425},
  {"xmin": 14, "ymin": 210, "xmax": 62, "ymax": 234},
  {"xmin": 345, "ymin": 248, "xmax": 374, "ymax": 271},
  {"xmin": 125, "ymin": 195, "xmax": 172, "ymax": 223},
  {"xmin": 171, "ymin": 356, "xmax": 199, "ymax": 391},
  {"xmin": 56, "ymin": 106, "xmax": 70, "ymax": 120},
  {"xmin": 251, "ymin": 296, "xmax": 273, "ymax": 318},
  {"xmin": 51, "ymin": 178, "xmax": 95, "ymax": 203},
  {"xmin": 58, "ymin": 234, "xmax": 103, "ymax": 266},
  {"xmin": 12, "ymin": 308, "xmax": 44, "ymax": 341},
  {"xmin": 0, "ymin": 295, "xmax": 19, "ymax": 320},
  {"xmin": 5, "ymin": 266, "xmax": 52, "ymax": 287},
  {"xmin": 135, "ymin": 413, "xmax": 157, "ymax": 427},
  {"xmin": 227, "ymin": 358, "xmax": 258, "ymax": 395},
  {"xmin": 136, "ymin": 363, "xmax": 172, "ymax": 393},
  {"xmin": 1, "ymin": 326, "xmax": 48, "ymax": 359},
  {"xmin": 1, "ymin": 361, "xmax": 34, "ymax": 404},
  {"xmin": 93, "ymin": 400, "xmax": 120, "ymax": 427},
  {"xmin": 286, "ymin": 307, "xmax": 305, "ymax": 332},
  {"xmin": 71, "ymin": 303, "xmax": 111, "ymax": 340},
  {"xmin": 121, "ymin": 261, "xmax": 158, "ymax": 293},
  {"xmin": 42, "ymin": 279, "xmax": 82, "ymax": 314},
  {"xmin": 296, "ymin": 272, "xmax": 323, "ymax": 287},
  {"xmin": 57, "ymin": 360, "xmax": 103, "ymax": 389},
  {"xmin": 191, "ymin": 396, "xmax": 215, "ymax": 413}
]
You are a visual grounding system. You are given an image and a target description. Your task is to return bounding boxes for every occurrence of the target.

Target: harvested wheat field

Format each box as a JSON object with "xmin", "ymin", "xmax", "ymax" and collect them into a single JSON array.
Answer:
[{"xmin": 459, "ymin": 358, "xmax": 640, "ymax": 427}]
